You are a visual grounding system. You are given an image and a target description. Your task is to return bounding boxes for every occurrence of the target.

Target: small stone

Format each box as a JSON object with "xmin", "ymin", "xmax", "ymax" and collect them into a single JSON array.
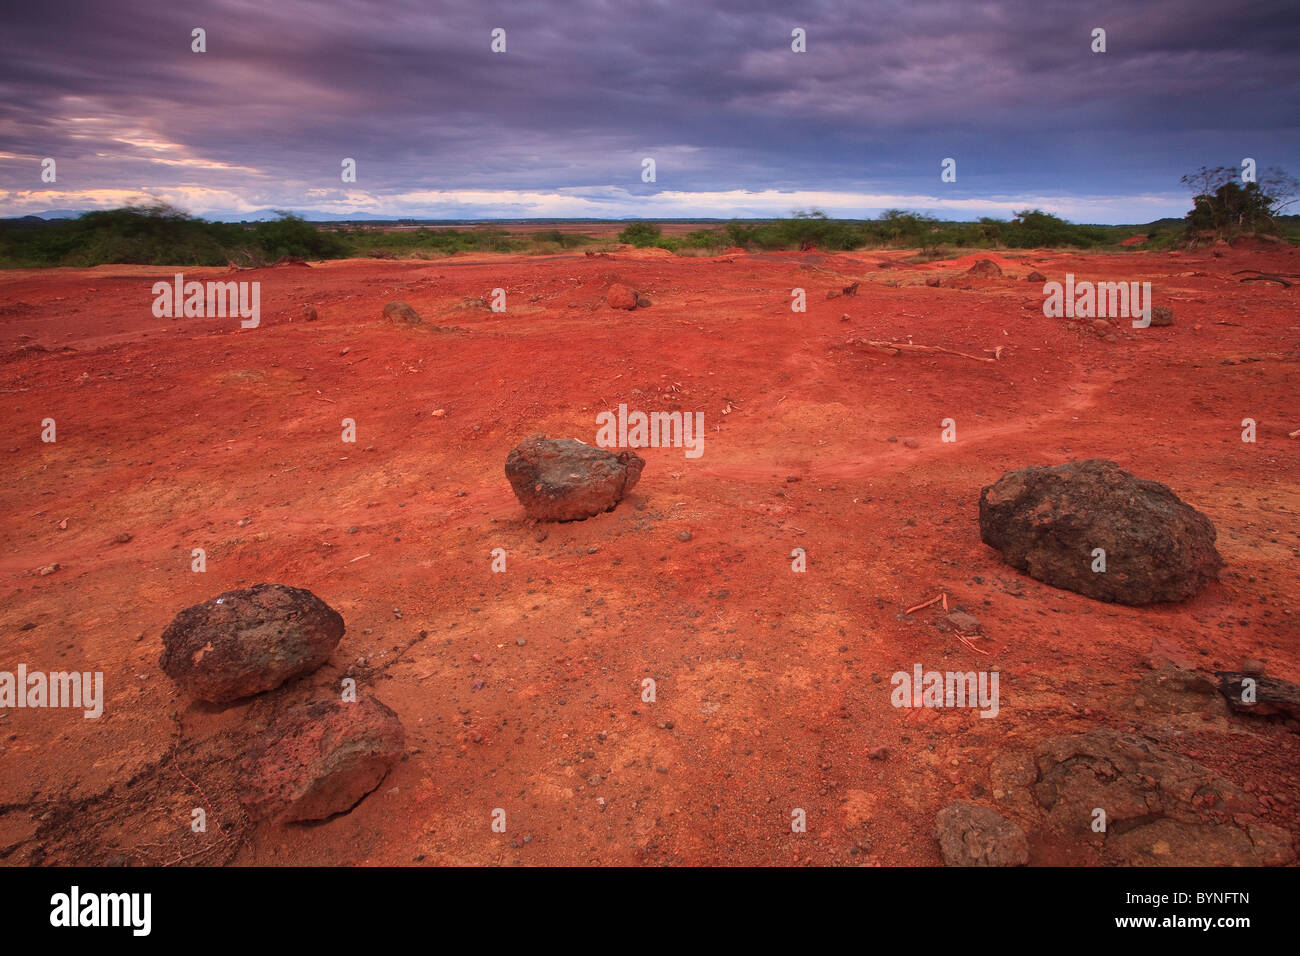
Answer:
[
  {"xmin": 1149, "ymin": 305, "xmax": 1174, "ymax": 327},
  {"xmin": 869, "ymin": 746, "xmax": 889, "ymax": 761},
  {"xmin": 677, "ymin": 530, "xmax": 692, "ymax": 542},
  {"xmin": 946, "ymin": 611, "xmax": 982, "ymax": 634},
  {"xmin": 516, "ymin": 637, "xmax": 526, "ymax": 646},
  {"xmin": 112, "ymin": 532, "xmax": 133, "ymax": 544},
  {"xmin": 39, "ymin": 563, "xmax": 60, "ymax": 576},
  {"xmin": 1241, "ymin": 659, "xmax": 1266, "ymax": 675},
  {"xmin": 903, "ymin": 438, "xmax": 920, "ymax": 449}
]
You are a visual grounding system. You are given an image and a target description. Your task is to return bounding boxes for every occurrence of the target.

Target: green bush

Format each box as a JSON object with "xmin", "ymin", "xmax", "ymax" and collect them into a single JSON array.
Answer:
[{"xmin": 617, "ymin": 221, "xmax": 662, "ymax": 246}]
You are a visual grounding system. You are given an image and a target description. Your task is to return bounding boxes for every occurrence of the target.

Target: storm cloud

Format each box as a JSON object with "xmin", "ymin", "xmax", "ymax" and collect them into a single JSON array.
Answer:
[{"xmin": 1, "ymin": 0, "xmax": 1296, "ymax": 221}]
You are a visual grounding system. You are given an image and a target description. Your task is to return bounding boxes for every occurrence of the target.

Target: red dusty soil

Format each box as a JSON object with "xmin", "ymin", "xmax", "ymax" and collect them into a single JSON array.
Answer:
[{"xmin": 0, "ymin": 242, "xmax": 1297, "ymax": 866}]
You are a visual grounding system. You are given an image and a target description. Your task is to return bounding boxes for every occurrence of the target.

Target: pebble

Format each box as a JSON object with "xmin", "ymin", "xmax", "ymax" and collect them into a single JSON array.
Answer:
[
  {"xmin": 516, "ymin": 637, "xmax": 526, "ymax": 646},
  {"xmin": 677, "ymin": 531, "xmax": 692, "ymax": 542}
]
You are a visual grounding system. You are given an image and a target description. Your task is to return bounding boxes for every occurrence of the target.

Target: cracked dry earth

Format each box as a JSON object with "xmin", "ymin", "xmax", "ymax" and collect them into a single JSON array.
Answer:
[{"xmin": 0, "ymin": 241, "xmax": 1297, "ymax": 866}]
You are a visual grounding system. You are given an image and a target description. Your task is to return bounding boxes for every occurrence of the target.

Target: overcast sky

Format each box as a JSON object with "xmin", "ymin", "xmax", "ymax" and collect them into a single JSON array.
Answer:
[{"xmin": 1, "ymin": 0, "xmax": 1297, "ymax": 223}]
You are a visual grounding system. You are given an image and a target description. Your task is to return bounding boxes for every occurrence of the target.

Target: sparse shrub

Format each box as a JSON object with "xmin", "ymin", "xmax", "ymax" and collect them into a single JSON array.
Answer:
[{"xmin": 617, "ymin": 221, "xmax": 662, "ymax": 246}]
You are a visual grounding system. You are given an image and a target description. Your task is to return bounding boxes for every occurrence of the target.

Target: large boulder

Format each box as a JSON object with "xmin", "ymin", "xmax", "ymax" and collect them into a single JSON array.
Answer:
[
  {"xmin": 159, "ymin": 584, "xmax": 345, "ymax": 702},
  {"xmin": 237, "ymin": 695, "xmax": 405, "ymax": 823},
  {"xmin": 978, "ymin": 459, "xmax": 1223, "ymax": 604},
  {"xmin": 935, "ymin": 802, "xmax": 1028, "ymax": 867},
  {"xmin": 505, "ymin": 434, "xmax": 644, "ymax": 521}
]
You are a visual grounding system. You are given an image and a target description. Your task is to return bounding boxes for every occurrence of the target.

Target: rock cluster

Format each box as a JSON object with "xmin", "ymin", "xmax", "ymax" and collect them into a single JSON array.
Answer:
[{"xmin": 159, "ymin": 584, "xmax": 404, "ymax": 823}]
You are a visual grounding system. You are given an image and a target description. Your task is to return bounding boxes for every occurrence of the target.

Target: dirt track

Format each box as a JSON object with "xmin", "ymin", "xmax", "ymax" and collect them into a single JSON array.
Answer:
[{"xmin": 1, "ymin": 242, "xmax": 1297, "ymax": 865}]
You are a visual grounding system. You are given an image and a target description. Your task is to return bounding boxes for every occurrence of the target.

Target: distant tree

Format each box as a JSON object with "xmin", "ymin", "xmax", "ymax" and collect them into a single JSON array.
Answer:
[{"xmin": 1181, "ymin": 165, "xmax": 1295, "ymax": 235}]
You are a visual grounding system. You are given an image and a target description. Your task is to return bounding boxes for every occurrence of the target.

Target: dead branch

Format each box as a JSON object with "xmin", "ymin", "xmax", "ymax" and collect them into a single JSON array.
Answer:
[{"xmin": 849, "ymin": 338, "xmax": 996, "ymax": 363}]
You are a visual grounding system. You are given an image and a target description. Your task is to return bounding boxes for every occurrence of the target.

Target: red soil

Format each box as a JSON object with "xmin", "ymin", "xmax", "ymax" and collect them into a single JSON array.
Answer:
[{"xmin": 1, "ymin": 242, "xmax": 1297, "ymax": 865}]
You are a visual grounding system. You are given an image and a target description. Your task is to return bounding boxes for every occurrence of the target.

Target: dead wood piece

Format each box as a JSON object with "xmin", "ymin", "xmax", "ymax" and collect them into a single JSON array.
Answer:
[{"xmin": 849, "ymin": 338, "xmax": 996, "ymax": 363}]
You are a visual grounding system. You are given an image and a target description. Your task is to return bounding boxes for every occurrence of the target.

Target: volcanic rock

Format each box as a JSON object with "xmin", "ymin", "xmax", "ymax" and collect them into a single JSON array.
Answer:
[
  {"xmin": 159, "ymin": 584, "xmax": 345, "ymax": 702},
  {"xmin": 966, "ymin": 259, "xmax": 1002, "ymax": 277},
  {"xmin": 989, "ymin": 727, "xmax": 1293, "ymax": 866},
  {"xmin": 382, "ymin": 301, "xmax": 423, "ymax": 324},
  {"xmin": 1149, "ymin": 305, "xmax": 1174, "ymax": 327},
  {"xmin": 1133, "ymin": 665, "xmax": 1228, "ymax": 717},
  {"xmin": 505, "ymin": 434, "xmax": 644, "ymax": 522},
  {"xmin": 935, "ymin": 802, "xmax": 1028, "ymax": 867},
  {"xmin": 237, "ymin": 695, "xmax": 405, "ymax": 823},
  {"xmin": 606, "ymin": 284, "xmax": 638, "ymax": 310},
  {"xmin": 1216, "ymin": 672, "xmax": 1300, "ymax": 720},
  {"xmin": 978, "ymin": 459, "xmax": 1223, "ymax": 604}
]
